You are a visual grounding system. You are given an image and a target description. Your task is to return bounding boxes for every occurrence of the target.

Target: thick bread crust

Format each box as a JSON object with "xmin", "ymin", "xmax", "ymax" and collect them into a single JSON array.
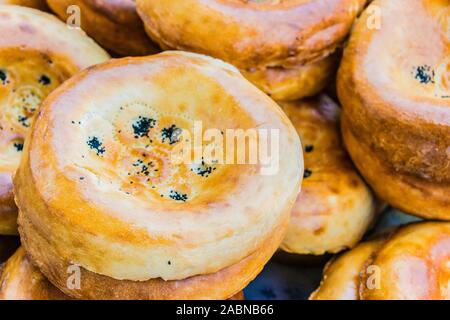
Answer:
[
  {"xmin": 0, "ymin": 246, "xmax": 246, "ymax": 300},
  {"xmin": 360, "ymin": 222, "xmax": 450, "ymax": 300},
  {"xmin": 47, "ymin": 0, "xmax": 160, "ymax": 56},
  {"xmin": 14, "ymin": 51, "xmax": 301, "ymax": 298},
  {"xmin": 0, "ymin": 247, "xmax": 69, "ymax": 300},
  {"xmin": 0, "ymin": 5, "xmax": 109, "ymax": 235},
  {"xmin": 279, "ymin": 95, "xmax": 378, "ymax": 255},
  {"xmin": 0, "ymin": 0, "xmax": 48, "ymax": 10},
  {"xmin": 243, "ymin": 54, "xmax": 339, "ymax": 101},
  {"xmin": 337, "ymin": 0, "xmax": 450, "ymax": 219},
  {"xmin": 312, "ymin": 222, "xmax": 450, "ymax": 300},
  {"xmin": 19, "ymin": 209, "xmax": 286, "ymax": 299},
  {"xmin": 310, "ymin": 238, "xmax": 385, "ymax": 300},
  {"xmin": 137, "ymin": 0, "xmax": 366, "ymax": 100}
]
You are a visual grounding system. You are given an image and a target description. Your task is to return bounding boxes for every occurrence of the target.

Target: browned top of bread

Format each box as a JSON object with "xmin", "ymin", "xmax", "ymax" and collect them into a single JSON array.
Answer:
[
  {"xmin": 14, "ymin": 51, "xmax": 300, "ymax": 284},
  {"xmin": 47, "ymin": 0, "xmax": 159, "ymax": 56},
  {"xmin": 137, "ymin": 0, "xmax": 366, "ymax": 69}
]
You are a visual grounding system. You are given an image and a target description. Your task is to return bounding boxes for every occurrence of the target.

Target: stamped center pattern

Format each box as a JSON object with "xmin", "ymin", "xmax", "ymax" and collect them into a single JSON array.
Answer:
[
  {"xmin": 80, "ymin": 102, "xmax": 223, "ymax": 204},
  {"xmin": 0, "ymin": 49, "xmax": 72, "ymax": 170}
]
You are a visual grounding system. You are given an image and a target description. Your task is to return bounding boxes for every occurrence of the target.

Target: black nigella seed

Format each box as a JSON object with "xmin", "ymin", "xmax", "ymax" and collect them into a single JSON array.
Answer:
[
  {"xmin": 39, "ymin": 75, "xmax": 51, "ymax": 85},
  {"xmin": 18, "ymin": 115, "xmax": 30, "ymax": 127},
  {"xmin": 305, "ymin": 145, "xmax": 314, "ymax": 153},
  {"xmin": 132, "ymin": 116, "xmax": 156, "ymax": 138},
  {"xmin": 192, "ymin": 163, "xmax": 215, "ymax": 178},
  {"xmin": 169, "ymin": 190, "xmax": 188, "ymax": 202},
  {"xmin": 86, "ymin": 136, "xmax": 106, "ymax": 156},
  {"xmin": 303, "ymin": 169, "xmax": 312, "ymax": 179},
  {"xmin": 13, "ymin": 142, "xmax": 23, "ymax": 152},
  {"xmin": 0, "ymin": 70, "xmax": 7, "ymax": 84},
  {"xmin": 414, "ymin": 65, "xmax": 434, "ymax": 84},
  {"xmin": 161, "ymin": 124, "xmax": 182, "ymax": 145},
  {"xmin": 167, "ymin": 261, "xmax": 171, "ymax": 265}
]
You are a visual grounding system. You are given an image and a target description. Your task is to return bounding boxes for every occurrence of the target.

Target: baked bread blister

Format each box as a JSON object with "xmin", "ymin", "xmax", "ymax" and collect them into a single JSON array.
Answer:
[{"xmin": 0, "ymin": 5, "xmax": 109, "ymax": 235}]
